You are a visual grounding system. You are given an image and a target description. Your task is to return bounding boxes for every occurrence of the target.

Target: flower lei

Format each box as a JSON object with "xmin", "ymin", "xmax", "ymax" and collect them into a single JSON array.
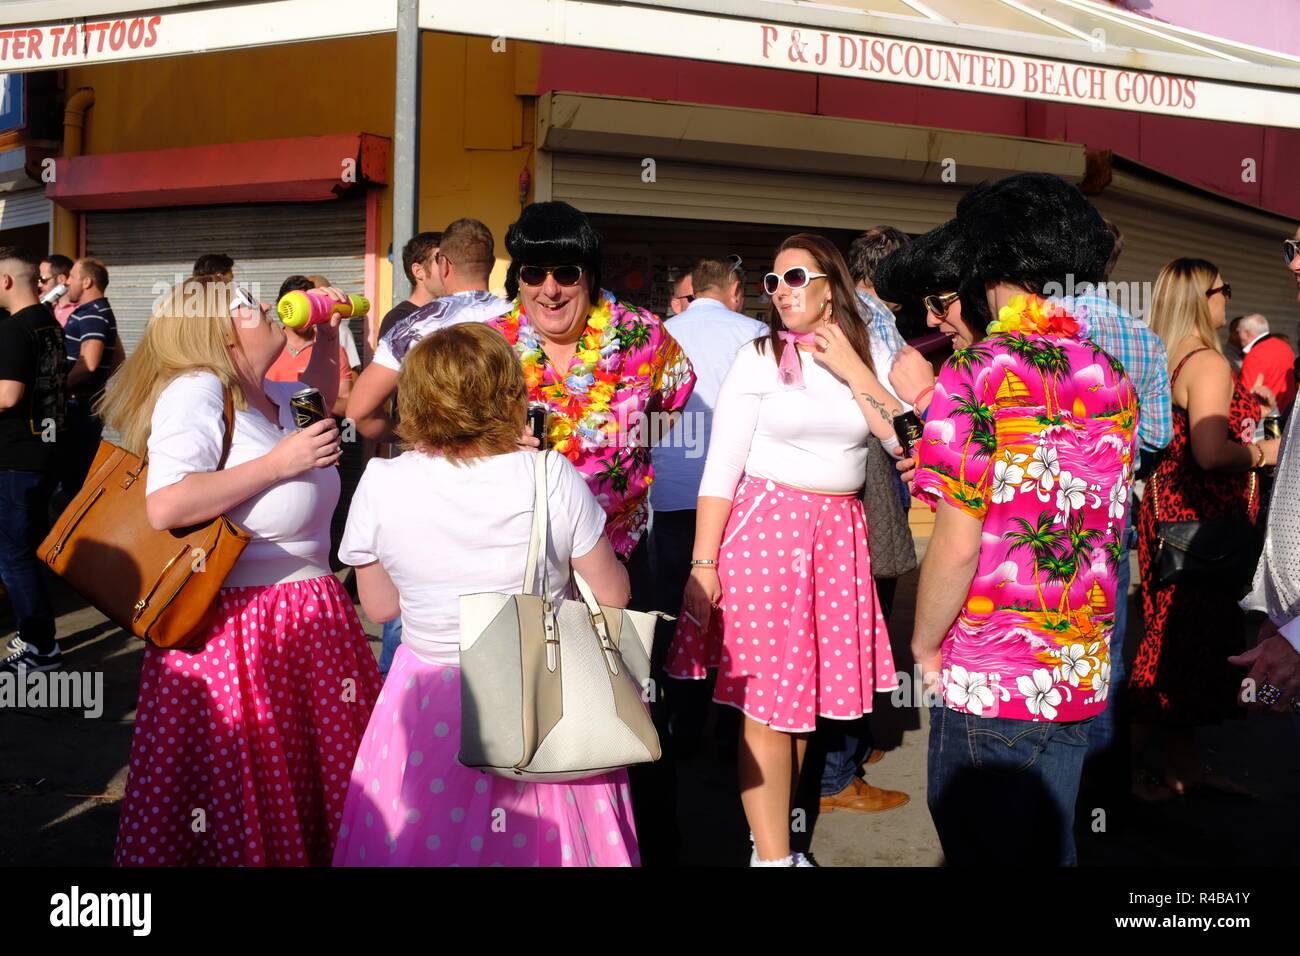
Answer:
[
  {"xmin": 987, "ymin": 293, "xmax": 1085, "ymax": 338},
  {"xmin": 495, "ymin": 292, "xmax": 625, "ymax": 462}
]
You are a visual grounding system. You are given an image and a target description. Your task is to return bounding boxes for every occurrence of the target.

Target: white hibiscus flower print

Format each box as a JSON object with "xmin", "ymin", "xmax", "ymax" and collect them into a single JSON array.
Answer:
[
  {"xmin": 1092, "ymin": 660, "xmax": 1111, "ymax": 703},
  {"xmin": 1107, "ymin": 476, "xmax": 1127, "ymax": 522},
  {"xmin": 992, "ymin": 455, "xmax": 1026, "ymax": 505},
  {"xmin": 1016, "ymin": 668, "xmax": 1064, "ymax": 720},
  {"xmin": 945, "ymin": 665, "xmax": 996, "ymax": 715},
  {"xmin": 1023, "ymin": 444, "xmax": 1060, "ymax": 493},
  {"xmin": 1055, "ymin": 471, "xmax": 1087, "ymax": 519},
  {"xmin": 1058, "ymin": 643, "xmax": 1094, "ymax": 687}
]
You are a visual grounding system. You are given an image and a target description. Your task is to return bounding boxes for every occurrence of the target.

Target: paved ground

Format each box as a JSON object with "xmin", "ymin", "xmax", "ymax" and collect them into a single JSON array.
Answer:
[{"xmin": 2, "ymin": 538, "xmax": 1297, "ymax": 867}]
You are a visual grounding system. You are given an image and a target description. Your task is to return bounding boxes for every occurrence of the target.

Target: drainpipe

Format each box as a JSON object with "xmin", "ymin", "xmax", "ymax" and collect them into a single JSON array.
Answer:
[{"xmin": 53, "ymin": 87, "xmax": 94, "ymax": 257}]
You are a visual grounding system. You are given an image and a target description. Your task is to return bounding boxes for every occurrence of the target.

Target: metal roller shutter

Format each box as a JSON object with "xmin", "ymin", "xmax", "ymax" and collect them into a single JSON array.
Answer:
[
  {"xmin": 1092, "ymin": 172, "xmax": 1299, "ymax": 342},
  {"xmin": 0, "ymin": 187, "xmax": 52, "ymax": 231},
  {"xmin": 85, "ymin": 196, "xmax": 368, "ymax": 356},
  {"xmin": 552, "ymin": 153, "xmax": 964, "ymax": 235},
  {"xmin": 85, "ymin": 196, "xmax": 369, "ymax": 569}
]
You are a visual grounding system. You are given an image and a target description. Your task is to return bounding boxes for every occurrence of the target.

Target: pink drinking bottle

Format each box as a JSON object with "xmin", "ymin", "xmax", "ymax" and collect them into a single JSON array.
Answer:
[{"xmin": 276, "ymin": 289, "xmax": 370, "ymax": 329}]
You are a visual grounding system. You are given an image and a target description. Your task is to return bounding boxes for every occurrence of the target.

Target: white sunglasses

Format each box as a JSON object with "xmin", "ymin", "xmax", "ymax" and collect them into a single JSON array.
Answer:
[
  {"xmin": 762, "ymin": 266, "xmax": 828, "ymax": 295},
  {"xmin": 228, "ymin": 285, "xmax": 258, "ymax": 315}
]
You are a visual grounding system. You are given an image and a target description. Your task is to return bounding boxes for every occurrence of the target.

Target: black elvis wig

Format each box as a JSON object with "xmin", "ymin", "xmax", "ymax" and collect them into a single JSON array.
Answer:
[
  {"xmin": 953, "ymin": 172, "xmax": 1114, "ymax": 325},
  {"xmin": 873, "ymin": 216, "xmax": 976, "ymax": 321},
  {"xmin": 503, "ymin": 201, "xmax": 603, "ymax": 300}
]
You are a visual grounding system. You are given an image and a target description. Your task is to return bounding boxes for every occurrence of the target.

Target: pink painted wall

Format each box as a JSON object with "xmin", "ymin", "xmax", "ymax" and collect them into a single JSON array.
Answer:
[
  {"xmin": 1115, "ymin": 0, "xmax": 1300, "ymax": 58},
  {"xmin": 537, "ymin": 46, "xmax": 1300, "ymax": 218}
]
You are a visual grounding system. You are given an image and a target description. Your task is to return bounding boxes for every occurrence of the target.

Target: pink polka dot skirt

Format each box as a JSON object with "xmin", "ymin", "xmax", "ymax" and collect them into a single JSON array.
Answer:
[
  {"xmin": 667, "ymin": 475, "xmax": 896, "ymax": 733},
  {"xmin": 333, "ymin": 645, "xmax": 640, "ymax": 867},
  {"xmin": 113, "ymin": 575, "xmax": 383, "ymax": 866}
]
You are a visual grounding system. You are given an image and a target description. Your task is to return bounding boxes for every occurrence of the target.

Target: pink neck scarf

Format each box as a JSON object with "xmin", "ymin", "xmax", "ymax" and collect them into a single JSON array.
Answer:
[{"xmin": 778, "ymin": 331, "xmax": 817, "ymax": 388}]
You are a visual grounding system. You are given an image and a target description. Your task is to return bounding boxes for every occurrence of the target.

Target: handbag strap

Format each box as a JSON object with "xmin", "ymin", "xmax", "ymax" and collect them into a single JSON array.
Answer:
[
  {"xmin": 523, "ymin": 451, "xmax": 550, "ymax": 595},
  {"xmin": 522, "ymin": 451, "xmax": 608, "ymax": 628},
  {"xmin": 217, "ymin": 386, "xmax": 236, "ymax": 471}
]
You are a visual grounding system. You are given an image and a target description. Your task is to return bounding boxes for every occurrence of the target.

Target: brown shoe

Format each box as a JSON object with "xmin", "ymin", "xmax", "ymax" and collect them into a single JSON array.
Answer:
[
  {"xmin": 818, "ymin": 777, "xmax": 909, "ymax": 814},
  {"xmin": 865, "ymin": 749, "xmax": 885, "ymax": 766}
]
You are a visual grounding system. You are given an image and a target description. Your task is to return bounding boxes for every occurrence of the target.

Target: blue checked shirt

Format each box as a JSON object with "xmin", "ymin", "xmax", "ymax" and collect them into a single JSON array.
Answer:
[
  {"xmin": 1067, "ymin": 291, "xmax": 1172, "ymax": 459},
  {"xmin": 857, "ymin": 289, "xmax": 907, "ymax": 374}
]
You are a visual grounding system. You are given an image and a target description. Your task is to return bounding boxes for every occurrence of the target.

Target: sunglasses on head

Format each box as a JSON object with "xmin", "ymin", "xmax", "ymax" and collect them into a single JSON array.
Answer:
[
  {"xmin": 762, "ymin": 266, "xmax": 827, "ymax": 295},
  {"xmin": 1284, "ymin": 239, "xmax": 1300, "ymax": 266},
  {"xmin": 229, "ymin": 284, "xmax": 258, "ymax": 314},
  {"xmin": 518, "ymin": 264, "xmax": 585, "ymax": 288},
  {"xmin": 924, "ymin": 291, "xmax": 961, "ymax": 318},
  {"xmin": 1205, "ymin": 283, "xmax": 1232, "ymax": 301}
]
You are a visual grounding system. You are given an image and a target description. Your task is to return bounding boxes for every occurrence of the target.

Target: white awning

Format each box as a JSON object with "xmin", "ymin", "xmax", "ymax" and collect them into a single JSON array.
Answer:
[
  {"xmin": 2, "ymin": 0, "xmax": 1297, "ymax": 127},
  {"xmin": 427, "ymin": 0, "xmax": 1300, "ymax": 127}
]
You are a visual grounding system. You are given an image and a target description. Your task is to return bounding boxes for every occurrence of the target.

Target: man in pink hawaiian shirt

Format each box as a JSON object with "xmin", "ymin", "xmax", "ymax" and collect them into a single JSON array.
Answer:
[
  {"xmin": 497, "ymin": 201, "xmax": 695, "ymax": 867},
  {"xmin": 883, "ymin": 174, "xmax": 1137, "ymax": 866}
]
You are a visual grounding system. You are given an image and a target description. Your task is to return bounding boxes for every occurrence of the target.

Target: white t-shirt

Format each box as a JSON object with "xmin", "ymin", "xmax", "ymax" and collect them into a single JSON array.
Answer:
[
  {"xmin": 372, "ymin": 290, "xmax": 512, "ymax": 371},
  {"xmin": 697, "ymin": 342, "xmax": 870, "ymax": 501},
  {"xmin": 146, "ymin": 371, "xmax": 340, "ymax": 587},
  {"xmin": 338, "ymin": 450, "xmax": 607, "ymax": 666},
  {"xmin": 652, "ymin": 298, "xmax": 768, "ymax": 512}
]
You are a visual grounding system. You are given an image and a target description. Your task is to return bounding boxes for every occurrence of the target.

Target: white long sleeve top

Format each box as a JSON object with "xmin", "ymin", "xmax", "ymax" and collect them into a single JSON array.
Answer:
[{"xmin": 696, "ymin": 341, "xmax": 870, "ymax": 501}]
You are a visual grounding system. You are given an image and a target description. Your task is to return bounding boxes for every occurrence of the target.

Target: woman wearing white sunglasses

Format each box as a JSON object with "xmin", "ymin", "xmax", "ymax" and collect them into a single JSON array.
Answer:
[
  {"xmin": 100, "ymin": 278, "xmax": 383, "ymax": 866},
  {"xmin": 669, "ymin": 233, "xmax": 905, "ymax": 866}
]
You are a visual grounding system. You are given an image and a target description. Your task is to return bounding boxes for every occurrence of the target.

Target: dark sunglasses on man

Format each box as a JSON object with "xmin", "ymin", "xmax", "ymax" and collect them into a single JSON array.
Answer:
[
  {"xmin": 518, "ymin": 264, "xmax": 585, "ymax": 287},
  {"xmin": 1284, "ymin": 238, "xmax": 1300, "ymax": 266}
]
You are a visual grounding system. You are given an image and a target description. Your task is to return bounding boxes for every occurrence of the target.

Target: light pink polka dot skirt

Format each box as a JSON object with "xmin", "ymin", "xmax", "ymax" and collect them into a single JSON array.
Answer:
[
  {"xmin": 667, "ymin": 475, "xmax": 896, "ymax": 733},
  {"xmin": 332, "ymin": 644, "xmax": 640, "ymax": 867},
  {"xmin": 113, "ymin": 575, "xmax": 383, "ymax": 866}
]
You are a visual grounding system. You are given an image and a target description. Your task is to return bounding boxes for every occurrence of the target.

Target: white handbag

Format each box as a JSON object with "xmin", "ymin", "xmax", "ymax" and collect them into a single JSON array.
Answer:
[{"xmin": 457, "ymin": 451, "xmax": 663, "ymax": 781}]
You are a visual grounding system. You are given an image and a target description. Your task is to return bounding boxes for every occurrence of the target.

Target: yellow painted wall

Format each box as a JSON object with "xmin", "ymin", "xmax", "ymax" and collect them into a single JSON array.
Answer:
[{"xmin": 59, "ymin": 31, "xmax": 541, "ymax": 311}]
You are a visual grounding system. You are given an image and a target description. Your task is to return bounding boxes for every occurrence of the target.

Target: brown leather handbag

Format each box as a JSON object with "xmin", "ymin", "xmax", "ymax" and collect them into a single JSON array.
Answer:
[{"xmin": 40, "ymin": 388, "xmax": 250, "ymax": 650}]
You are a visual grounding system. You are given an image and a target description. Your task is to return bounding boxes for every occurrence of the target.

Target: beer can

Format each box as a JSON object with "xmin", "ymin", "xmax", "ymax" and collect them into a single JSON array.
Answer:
[
  {"xmin": 527, "ymin": 403, "xmax": 549, "ymax": 448},
  {"xmin": 290, "ymin": 386, "xmax": 327, "ymax": 429},
  {"xmin": 893, "ymin": 410, "xmax": 925, "ymax": 457},
  {"xmin": 1264, "ymin": 415, "xmax": 1282, "ymax": 441}
]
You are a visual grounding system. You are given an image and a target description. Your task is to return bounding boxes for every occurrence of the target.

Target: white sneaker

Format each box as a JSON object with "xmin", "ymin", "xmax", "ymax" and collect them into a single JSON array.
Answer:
[
  {"xmin": 792, "ymin": 853, "xmax": 817, "ymax": 867},
  {"xmin": 749, "ymin": 849, "xmax": 794, "ymax": 867}
]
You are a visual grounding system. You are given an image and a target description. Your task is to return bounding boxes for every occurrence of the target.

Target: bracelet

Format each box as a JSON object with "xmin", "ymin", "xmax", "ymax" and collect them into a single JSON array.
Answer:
[
  {"xmin": 1251, "ymin": 442, "xmax": 1266, "ymax": 469},
  {"xmin": 913, "ymin": 385, "xmax": 935, "ymax": 410},
  {"xmin": 880, "ymin": 434, "xmax": 902, "ymax": 453},
  {"xmin": 690, "ymin": 558, "xmax": 717, "ymax": 568}
]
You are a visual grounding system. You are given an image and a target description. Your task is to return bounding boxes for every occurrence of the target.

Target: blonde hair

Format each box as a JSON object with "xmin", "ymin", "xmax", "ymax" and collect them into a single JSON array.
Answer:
[
  {"xmin": 1149, "ymin": 258, "xmax": 1223, "ymax": 356},
  {"xmin": 396, "ymin": 322, "xmax": 526, "ymax": 464},
  {"xmin": 97, "ymin": 278, "xmax": 249, "ymax": 455}
]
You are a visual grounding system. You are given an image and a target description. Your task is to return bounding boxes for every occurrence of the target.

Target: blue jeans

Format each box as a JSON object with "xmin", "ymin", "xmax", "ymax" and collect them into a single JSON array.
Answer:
[
  {"xmin": 1087, "ymin": 515, "xmax": 1133, "ymax": 758},
  {"xmin": 379, "ymin": 617, "xmax": 402, "ymax": 677},
  {"xmin": 927, "ymin": 704, "xmax": 1092, "ymax": 866},
  {"xmin": 0, "ymin": 470, "xmax": 57, "ymax": 654}
]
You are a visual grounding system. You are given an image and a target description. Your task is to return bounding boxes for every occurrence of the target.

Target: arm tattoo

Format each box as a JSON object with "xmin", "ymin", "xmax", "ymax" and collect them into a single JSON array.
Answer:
[{"xmin": 859, "ymin": 391, "xmax": 894, "ymax": 425}]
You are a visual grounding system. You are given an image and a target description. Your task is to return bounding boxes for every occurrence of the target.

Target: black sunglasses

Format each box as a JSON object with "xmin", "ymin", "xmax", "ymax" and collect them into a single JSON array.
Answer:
[
  {"xmin": 518, "ymin": 264, "xmax": 585, "ymax": 288},
  {"xmin": 924, "ymin": 291, "xmax": 961, "ymax": 317},
  {"xmin": 1205, "ymin": 283, "xmax": 1232, "ymax": 301},
  {"xmin": 1284, "ymin": 239, "xmax": 1300, "ymax": 266}
]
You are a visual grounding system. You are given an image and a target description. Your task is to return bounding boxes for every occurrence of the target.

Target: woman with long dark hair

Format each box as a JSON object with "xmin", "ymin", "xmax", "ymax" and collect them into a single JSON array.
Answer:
[{"xmin": 668, "ymin": 233, "xmax": 904, "ymax": 866}]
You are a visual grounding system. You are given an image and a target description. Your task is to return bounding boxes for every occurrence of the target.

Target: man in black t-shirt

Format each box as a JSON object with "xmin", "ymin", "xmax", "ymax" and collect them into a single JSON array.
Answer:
[
  {"xmin": 57, "ymin": 256, "xmax": 118, "ymax": 504},
  {"xmin": 0, "ymin": 247, "xmax": 67, "ymax": 673}
]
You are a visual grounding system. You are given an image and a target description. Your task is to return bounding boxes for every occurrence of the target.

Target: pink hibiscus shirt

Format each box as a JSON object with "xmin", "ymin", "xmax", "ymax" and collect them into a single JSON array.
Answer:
[{"xmin": 913, "ymin": 325, "xmax": 1139, "ymax": 722}]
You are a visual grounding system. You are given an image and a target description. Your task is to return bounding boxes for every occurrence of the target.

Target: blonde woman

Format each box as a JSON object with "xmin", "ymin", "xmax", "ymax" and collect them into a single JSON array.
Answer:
[
  {"xmin": 1131, "ymin": 259, "xmax": 1280, "ymax": 802},
  {"xmin": 332, "ymin": 323, "xmax": 638, "ymax": 866},
  {"xmin": 101, "ymin": 278, "xmax": 383, "ymax": 866}
]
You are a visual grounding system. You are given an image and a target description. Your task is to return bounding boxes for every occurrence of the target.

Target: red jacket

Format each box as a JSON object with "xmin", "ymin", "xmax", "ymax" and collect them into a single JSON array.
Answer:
[{"xmin": 1240, "ymin": 334, "xmax": 1297, "ymax": 416}]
